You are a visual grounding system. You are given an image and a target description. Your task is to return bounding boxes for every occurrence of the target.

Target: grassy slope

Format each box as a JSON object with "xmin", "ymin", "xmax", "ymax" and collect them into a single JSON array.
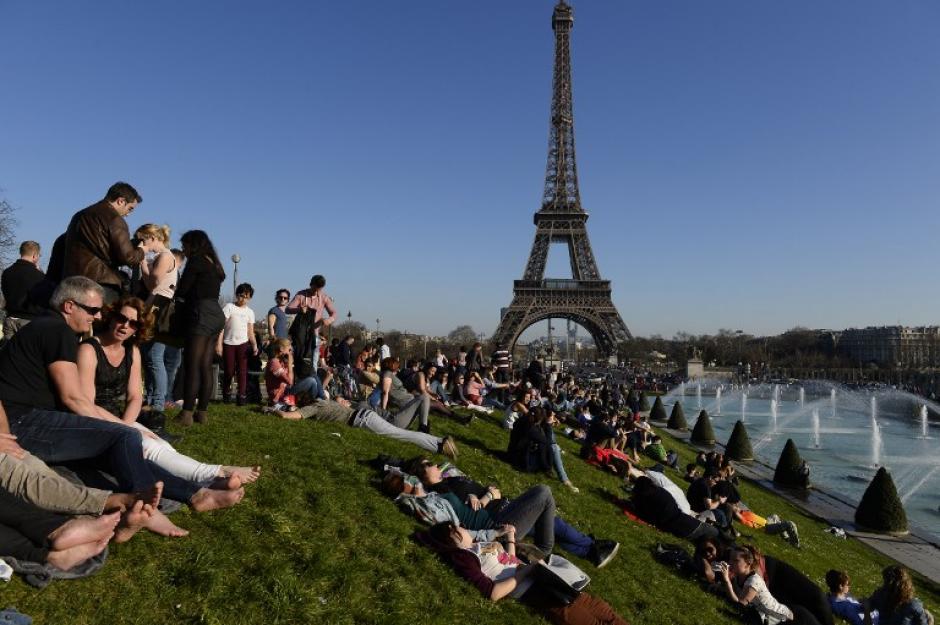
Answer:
[{"xmin": 2, "ymin": 406, "xmax": 938, "ymax": 625}]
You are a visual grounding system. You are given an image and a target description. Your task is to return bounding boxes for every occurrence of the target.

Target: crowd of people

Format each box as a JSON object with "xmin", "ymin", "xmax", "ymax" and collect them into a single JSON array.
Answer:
[{"xmin": 0, "ymin": 181, "xmax": 935, "ymax": 624}]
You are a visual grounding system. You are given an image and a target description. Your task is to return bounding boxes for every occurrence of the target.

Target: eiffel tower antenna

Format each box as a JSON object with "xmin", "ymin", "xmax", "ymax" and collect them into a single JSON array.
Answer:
[{"xmin": 492, "ymin": 1, "xmax": 631, "ymax": 359}]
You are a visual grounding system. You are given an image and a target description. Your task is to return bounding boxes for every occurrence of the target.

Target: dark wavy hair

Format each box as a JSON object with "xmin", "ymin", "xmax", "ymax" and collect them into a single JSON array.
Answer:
[
  {"xmin": 180, "ymin": 230, "xmax": 225, "ymax": 281},
  {"xmin": 880, "ymin": 566, "xmax": 915, "ymax": 616},
  {"xmin": 98, "ymin": 296, "xmax": 155, "ymax": 345}
]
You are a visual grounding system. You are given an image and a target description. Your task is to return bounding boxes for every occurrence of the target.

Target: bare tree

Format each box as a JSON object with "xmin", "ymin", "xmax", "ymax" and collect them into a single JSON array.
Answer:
[{"xmin": 0, "ymin": 194, "xmax": 18, "ymax": 268}]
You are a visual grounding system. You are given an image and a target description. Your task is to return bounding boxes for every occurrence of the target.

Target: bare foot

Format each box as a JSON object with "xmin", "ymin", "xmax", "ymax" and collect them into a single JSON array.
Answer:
[
  {"xmin": 49, "ymin": 511, "xmax": 121, "ymax": 550},
  {"xmin": 104, "ymin": 492, "xmax": 136, "ymax": 512},
  {"xmin": 222, "ymin": 465, "xmax": 261, "ymax": 483},
  {"xmin": 190, "ymin": 486, "xmax": 245, "ymax": 512},
  {"xmin": 209, "ymin": 473, "xmax": 242, "ymax": 491},
  {"xmin": 135, "ymin": 481, "xmax": 164, "ymax": 509},
  {"xmin": 144, "ymin": 509, "xmax": 189, "ymax": 538},
  {"xmin": 46, "ymin": 535, "xmax": 111, "ymax": 571},
  {"xmin": 114, "ymin": 500, "xmax": 154, "ymax": 543}
]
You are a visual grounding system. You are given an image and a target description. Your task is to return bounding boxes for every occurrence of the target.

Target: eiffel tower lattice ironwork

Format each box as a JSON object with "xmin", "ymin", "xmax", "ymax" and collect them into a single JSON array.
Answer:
[{"xmin": 492, "ymin": 0, "xmax": 631, "ymax": 357}]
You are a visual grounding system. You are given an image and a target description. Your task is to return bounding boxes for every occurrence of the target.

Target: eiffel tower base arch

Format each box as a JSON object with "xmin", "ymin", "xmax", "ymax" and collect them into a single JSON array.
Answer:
[{"xmin": 492, "ymin": 281, "xmax": 631, "ymax": 358}]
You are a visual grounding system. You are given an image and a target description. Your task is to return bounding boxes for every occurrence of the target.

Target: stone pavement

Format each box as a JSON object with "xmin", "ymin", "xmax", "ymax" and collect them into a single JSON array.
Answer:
[{"xmin": 657, "ymin": 424, "xmax": 940, "ymax": 586}]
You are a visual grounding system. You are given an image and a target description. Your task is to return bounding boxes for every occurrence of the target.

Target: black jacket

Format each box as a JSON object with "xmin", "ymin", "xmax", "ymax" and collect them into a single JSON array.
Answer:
[{"xmin": 1, "ymin": 259, "xmax": 46, "ymax": 318}]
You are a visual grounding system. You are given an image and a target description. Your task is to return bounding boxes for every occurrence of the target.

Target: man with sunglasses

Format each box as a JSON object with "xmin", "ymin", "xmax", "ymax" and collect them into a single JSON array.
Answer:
[
  {"xmin": 61, "ymin": 181, "xmax": 146, "ymax": 304},
  {"xmin": 0, "ymin": 276, "xmax": 164, "ymax": 502}
]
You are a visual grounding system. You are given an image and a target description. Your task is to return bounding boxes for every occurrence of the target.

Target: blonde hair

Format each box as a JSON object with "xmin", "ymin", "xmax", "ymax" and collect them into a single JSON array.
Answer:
[
  {"xmin": 274, "ymin": 338, "xmax": 292, "ymax": 352},
  {"xmin": 135, "ymin": 223, "xmax": 171, "ymax": 245}
]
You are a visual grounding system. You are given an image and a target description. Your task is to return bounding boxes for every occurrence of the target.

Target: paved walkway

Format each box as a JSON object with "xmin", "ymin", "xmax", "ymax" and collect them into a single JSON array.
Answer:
[{"xmin": 656, "ymin": 423, "xmax": 940, "ymax": 586}]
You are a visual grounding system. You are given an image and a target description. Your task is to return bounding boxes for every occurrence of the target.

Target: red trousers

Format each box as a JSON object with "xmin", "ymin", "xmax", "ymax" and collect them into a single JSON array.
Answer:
[{"xmin": 222, "ymin": 342, "xmax": 250, "ymax": 398}]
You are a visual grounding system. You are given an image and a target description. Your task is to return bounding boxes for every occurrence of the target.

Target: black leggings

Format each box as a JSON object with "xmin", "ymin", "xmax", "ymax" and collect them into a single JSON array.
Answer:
[
  {"xmin": 0, "ymin": 488, "xmax": 68, "ymax": 563},
  {"xmin": 183, "ymin": 333, "xmax": 216, "ymax": 412}
]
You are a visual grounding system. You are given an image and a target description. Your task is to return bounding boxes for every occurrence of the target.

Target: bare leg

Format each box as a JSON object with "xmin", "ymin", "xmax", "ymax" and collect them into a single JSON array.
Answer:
[
  {"xmin": 221, "ymin": 465, "xmax": 261, "ymax": 483},
  {"xmin": 46, "ymin": 536, "xmax": 111, "ymax": 572},
  {"xmin": 209, "ymin": 474, "xmax": 242, "ymax": 491},
  {"xmin": 143, "ymin": 509, "xmax": 189, "ymax": 538},
  {"xmin": 190, "ymin": 486, "xmax": 245, "ymax": 512},
  {"xmin": 114, "ymin": 500, "xmax": 154, "ymax": 543},
  {"xmin": 47, "ymin": 512, "xmax": 121, "ymax": 550}
]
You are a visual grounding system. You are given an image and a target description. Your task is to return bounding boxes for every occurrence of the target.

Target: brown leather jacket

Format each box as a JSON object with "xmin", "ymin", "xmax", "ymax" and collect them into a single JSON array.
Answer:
[{"xmin": 62, "ymin": 200, "xmax": 145, "ymax": 288}]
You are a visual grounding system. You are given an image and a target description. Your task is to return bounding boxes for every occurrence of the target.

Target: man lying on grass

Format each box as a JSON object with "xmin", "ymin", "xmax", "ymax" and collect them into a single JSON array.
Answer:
[{"xmin": 269, "ymin": 397, "xmax": 458, "ymax": 459}]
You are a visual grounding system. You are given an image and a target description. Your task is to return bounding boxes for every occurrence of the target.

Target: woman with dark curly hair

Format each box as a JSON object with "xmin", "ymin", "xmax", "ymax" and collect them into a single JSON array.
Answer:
[
  {"xmin": 865, "ymin": 566, "xmax": 934, "ymax": 625},
  {"xmin": 77, "ymin": 296, "xmax": 257, "ymax": 513}
]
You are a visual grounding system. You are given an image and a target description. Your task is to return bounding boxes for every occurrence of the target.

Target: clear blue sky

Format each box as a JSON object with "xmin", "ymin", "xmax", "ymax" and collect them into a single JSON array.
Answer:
[{"xmin": 1, "ymin": 1, "xmax": 938, "ymax": 339}]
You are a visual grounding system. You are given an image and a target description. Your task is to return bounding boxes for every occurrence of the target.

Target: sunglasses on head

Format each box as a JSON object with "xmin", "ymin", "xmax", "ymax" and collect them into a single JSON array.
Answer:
[
  {"xmin": 70, "ymin": 300, "xmax": 102, "ymax": 316},
  {"xmin": 112, "ymin": 311, "xmax": 141, "ymax": 330}
]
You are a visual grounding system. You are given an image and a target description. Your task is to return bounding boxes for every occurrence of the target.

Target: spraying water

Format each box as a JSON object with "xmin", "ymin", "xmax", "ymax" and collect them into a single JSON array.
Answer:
[
  {"xmin": 696, "ymin": 383, "xmax": 702, "ymax": 409},
  {"xmin": 741, "ymin": 392, "xmax": 748, "ymax": 422},
  {"xmin": 715, "ymin": 386, "xmax": 722, "ymax": 415},
  {"xmin": 770, "ymin": 399, "xmax": 778, "ymax": 433},
  {"xmin": 871, "ymin": 396, "xmax": 882, "ymax": 467},
  {"xmin": 921, "ymin": 404, "xmax": 929, "ymax": 439},
  {"xmin": 799, "ymin": 387, "xmax": 805, "ymax": 408},
  {"xmin": 812, "ymin": 408, "xmax": 821, "ymax": 448},
  {"xmin": 679, "ymin": 382, "xmax": 686, "ymax": 398},
  {"xmin": 830, "ymin": 388, "xmax": 837, "ymax": 419}
]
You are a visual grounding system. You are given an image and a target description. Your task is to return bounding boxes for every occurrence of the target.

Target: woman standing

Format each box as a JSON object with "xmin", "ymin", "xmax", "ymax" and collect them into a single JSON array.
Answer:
[
  {"xmin": 135, "ymin": 224, "xmax": 181, "ymax": 420},
  {"xmin": 176, "ymin": 230, "xmax": 225, "ymax": 426}
]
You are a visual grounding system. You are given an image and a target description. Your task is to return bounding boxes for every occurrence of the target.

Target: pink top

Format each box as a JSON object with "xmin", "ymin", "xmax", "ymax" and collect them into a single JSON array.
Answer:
[
  {"xmin": 285, "ymin": 288, "xmax": 336, "ymax": 328},
  {"xmin": 265, "ymin": 356, "xmax": 293, "ymax": 403}
]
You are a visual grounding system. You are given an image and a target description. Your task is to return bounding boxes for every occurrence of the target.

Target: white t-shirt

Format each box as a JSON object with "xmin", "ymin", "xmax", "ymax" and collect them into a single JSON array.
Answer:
[
  {"xmin": 222, "ymin": 303, "xmax": 255, "ymax": 345},
  {"xmin": 645, "ymin": 470, "xmax": 693, "ymax": 516},
  {"xmin": 742, "ymin": 573, "xmax": 793, "ymax": 625}
]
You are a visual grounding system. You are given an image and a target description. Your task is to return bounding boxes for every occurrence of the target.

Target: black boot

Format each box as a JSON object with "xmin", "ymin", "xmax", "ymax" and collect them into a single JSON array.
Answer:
[{"xmin": 418, "ymin": 423, "xmax": 431, "ymax": 435}]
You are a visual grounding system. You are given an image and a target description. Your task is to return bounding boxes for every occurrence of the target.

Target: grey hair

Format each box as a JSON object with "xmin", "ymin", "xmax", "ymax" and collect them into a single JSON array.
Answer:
[{"xmin": 50, "ymin": 276, "xmax": 104, "ymax": 310}]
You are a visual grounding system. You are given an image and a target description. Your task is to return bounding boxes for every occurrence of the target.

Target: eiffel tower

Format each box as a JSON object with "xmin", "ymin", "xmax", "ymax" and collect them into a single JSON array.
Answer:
[{"xmin": 492, "ymin": 0, "xmax": 631, "ymax": 358}]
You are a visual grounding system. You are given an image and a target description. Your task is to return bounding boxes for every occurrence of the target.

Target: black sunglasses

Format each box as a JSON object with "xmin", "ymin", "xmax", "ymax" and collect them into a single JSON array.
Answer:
[
  {"xmin": 277, "ymin": 296, "xmax": 289, "ymax": 301},
  {"xmin": 112, "ymin": 311, "xmax": 141, "ymax": 330},
  {"xmin": 70, "ymin": 300, "xmax": 102, "ymax": 316}
]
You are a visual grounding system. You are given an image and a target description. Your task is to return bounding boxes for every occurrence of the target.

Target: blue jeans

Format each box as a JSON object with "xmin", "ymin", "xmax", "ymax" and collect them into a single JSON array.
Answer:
[
  {"xmin": 494, "ymin": 484, "xmax": 593, "ymax": 557},
  {"xmin": 550, "ymin": 443, "xmax": 570, "ymax": 483},
  {"xmin": 10, "ymin": 408, "xmax": 155, "ymax": 492},
  {"xmin": 143, "ymin": 341, "xmax": 182, "ymax": 408},
  {"xmin": 291, "ymin": 375, "xmax": 325, "ymax": 400}
]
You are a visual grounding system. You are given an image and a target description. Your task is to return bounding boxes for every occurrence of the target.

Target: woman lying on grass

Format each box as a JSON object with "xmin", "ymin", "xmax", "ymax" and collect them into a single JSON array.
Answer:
[
  {"xmin": 717, "ymin": 544, "xmax": 822, "ymax": 625},
  {"xmin": 77, "ymin": 296, "xmax": 257, "ymax": 513},
  {"xmin": 422, "ymin": 521, "xmax": 630, "ymax": 625},
  {"xmin": 408, "ymin": 460, "xmax": 618, "ymax": 568}
]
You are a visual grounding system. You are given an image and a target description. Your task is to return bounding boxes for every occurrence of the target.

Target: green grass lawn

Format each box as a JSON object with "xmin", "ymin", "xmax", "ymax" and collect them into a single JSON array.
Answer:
[{"xmin": 3, "ymin": 405, "xmax": 938, "ymax": 625}]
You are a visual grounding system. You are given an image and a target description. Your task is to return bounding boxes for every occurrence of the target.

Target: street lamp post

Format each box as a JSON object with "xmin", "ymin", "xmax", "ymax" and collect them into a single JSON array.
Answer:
[{"xmin": 231, "ymin": 254, "xmax": 241, "ymax": 296}]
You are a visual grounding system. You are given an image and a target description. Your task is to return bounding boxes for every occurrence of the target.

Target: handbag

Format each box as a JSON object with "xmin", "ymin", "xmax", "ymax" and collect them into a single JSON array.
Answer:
[
  {"xmin": 149, "ymin": 293, "xmax": 184, "ymax": 347},
  {"xmin": 531, "ymin": 554, "xmax": 590, "ymax": 606}
]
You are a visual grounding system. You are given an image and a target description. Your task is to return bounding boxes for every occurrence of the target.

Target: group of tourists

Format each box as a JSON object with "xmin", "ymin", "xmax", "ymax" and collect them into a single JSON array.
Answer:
[
  {"xmin": 0, "ymin": 182, "xmax": 259, "ymax": 579},
  {"xmin": 0, "ymin": 181, "xmax": 934, "ymax": 624}
]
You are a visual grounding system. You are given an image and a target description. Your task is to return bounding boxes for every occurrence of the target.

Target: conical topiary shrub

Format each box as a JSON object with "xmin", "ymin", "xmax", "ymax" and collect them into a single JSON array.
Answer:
[
  {"xmin": 639, "ymin": 393, "xmax": 651, "ymax": 412},
  {"xmin": 650, "ymin": 396, "xmax": 667, "ymax": 422},
  {"xmin": 773, "ymin": 439, "xmax": 809, "ymax": 489},
  {"xmin": 855, "ymin": 467, "xmax": 908, "ymax": 534},
  {"xmin": 690, "ymin": 409, "xmax": 715, "ymax": 445},
  {"xmin": 667, "ymin": 401, "xmax": 688, "ymax": 430},
  {"xmin": 724, "ymin": 420, "xmax": 753, "ymax": 461}
]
